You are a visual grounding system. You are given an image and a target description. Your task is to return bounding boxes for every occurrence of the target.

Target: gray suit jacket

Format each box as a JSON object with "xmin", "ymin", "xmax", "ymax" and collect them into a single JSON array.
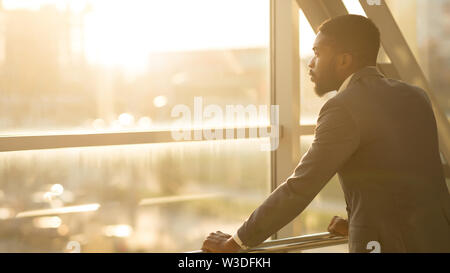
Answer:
[{"xmin": 237, "ymin": 66, "xmax": 450, "ymax": 252}]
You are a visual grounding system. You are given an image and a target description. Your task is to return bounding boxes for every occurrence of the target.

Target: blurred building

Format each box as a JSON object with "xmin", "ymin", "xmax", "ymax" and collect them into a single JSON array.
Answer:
[{"xmin": 0, "ymin": 0, "xmax": 448, "ymax": 253}]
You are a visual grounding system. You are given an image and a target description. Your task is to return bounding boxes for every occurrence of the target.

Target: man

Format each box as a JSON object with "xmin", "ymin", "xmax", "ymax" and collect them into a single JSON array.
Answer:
[{"xmin": 202, "ymin": 15, "xmax": 450, "ymax": 253}]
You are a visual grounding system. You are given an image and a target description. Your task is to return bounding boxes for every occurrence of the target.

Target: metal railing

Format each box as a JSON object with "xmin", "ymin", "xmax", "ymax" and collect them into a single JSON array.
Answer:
[{"xmin": 190, "ymin": 232, "xmax": 348, "ymax": 253}]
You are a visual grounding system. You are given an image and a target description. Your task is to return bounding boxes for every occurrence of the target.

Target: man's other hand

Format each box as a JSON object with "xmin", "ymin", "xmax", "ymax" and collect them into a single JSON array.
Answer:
[
  {"xmin": 201, "ymin": 231, "xmax": 242, "ymax": 253},
  {"xmin": 327, "ymin": 216, "xmax": 349, "ymax": 236}
]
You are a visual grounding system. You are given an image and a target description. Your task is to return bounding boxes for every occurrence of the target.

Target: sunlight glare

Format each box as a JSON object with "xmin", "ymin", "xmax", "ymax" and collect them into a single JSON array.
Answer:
[
  {"xmin": 3, "ymin": 0, "xmax": 269, "ymax": 73},
  {"xmin": 342, "ymin": 0, "xmax": 368, "ymax": 16},
  {"xmin": 299, "ymin": 9, "xmax": 317, "ymax": 58},
  {"xmin": 83, "ymin": 0, "xmax": 269, "ymax": 71}
]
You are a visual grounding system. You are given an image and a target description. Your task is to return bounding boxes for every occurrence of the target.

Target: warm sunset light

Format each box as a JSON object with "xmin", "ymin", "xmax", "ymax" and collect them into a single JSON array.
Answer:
[
  {"xmin": 3, "ymin": 0, "xmax": 269, "ymax": 72},
  {"xmin": 0, "ymin": 0, "xmax": 448, "ymax": 258},
  {"xmin": 103, "ymin": 224, "xmax": 133, "ymax": 238}
]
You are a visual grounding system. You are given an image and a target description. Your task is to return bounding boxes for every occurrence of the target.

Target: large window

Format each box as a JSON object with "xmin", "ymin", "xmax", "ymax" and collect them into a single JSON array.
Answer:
[
  {"xmin": 294, "ymin": 9, "xmax": 347, "ymax": 253},
  {"xmin": 0, "ymin": 0, "xmax": 270, "ymax": 133},
  {"xmin": 2, "ymin": 0, "xmax": 447, "ymax": 253},
  {"xmin": 0, "ymin": 140, "xmax": 270, "ymax": 252},
  {"xmin": 0, "ymin": 0, "xmax": 271, "ymax": 252}
]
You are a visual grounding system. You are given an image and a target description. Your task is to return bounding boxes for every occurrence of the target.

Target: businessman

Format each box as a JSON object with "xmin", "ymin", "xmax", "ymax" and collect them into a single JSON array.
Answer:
[{"xmin": 202, "ymin": 15, "xmax": 450, "ymax": 253}]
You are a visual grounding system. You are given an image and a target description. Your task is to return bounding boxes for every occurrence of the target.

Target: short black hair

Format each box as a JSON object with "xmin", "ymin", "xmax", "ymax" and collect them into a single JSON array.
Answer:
[{"xmin": 318, "ymin": 14, "xmax": 380, "ymax": 66}]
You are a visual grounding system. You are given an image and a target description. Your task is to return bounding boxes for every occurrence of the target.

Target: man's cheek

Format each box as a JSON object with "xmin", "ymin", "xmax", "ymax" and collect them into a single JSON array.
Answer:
[{"xmin": 315, "ymin": 58, "xmax": 325, "ymax": 74}]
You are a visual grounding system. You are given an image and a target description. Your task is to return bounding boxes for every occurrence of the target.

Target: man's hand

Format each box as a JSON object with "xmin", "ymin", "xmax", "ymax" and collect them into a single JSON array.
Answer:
[
  {"xmin": 201, "ymin": 231, "xmax": 242, "ymax": 253},
  {"xmin": 327, "ymin": 216, "xmax": 349, "ymax": 236}
]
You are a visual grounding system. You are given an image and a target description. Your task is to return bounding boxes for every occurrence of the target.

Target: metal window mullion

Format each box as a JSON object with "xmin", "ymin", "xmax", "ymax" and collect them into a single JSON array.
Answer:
[
  {"xmin": 0, "ymin": 127, "xmax": 271, "ymax": 152},
  {"xmin": 270, "ymin": 0, "xmax": 301, "ymax": 240}
]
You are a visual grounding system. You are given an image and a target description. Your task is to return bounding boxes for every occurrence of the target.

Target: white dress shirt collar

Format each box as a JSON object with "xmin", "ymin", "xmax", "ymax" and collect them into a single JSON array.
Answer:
[
  {"xmin": 338, "ymin": 72, "xmax": 355, "ymax": 92},
  {"xmin": 338, "ymin": 66, "xmax": 380, "ymax": 92}
]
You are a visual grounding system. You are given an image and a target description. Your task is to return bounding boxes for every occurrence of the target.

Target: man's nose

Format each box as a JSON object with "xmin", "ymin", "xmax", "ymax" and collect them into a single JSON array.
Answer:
[{"xmin": 308, "ymin": 57, "xmax": 315, "ymax": 69}]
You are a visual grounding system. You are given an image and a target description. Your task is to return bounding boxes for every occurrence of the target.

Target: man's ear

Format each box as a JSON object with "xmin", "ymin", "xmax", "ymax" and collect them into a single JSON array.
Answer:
[{"xmin": 339, "ymin": 53, "xmax": 353, "ymax": 69}]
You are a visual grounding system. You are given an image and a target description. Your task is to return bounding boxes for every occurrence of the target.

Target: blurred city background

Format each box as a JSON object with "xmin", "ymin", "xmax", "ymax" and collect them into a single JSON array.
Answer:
[{"xmin": 0, "ymin": 0, "xmax": 449, "ymax": 252}]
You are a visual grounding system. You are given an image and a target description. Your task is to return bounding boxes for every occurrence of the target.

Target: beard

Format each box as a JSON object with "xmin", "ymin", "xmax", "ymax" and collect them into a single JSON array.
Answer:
[
  {"xmin": 313, "ymin": 81, "xmax": 335, "ymax": 97},
  {"xmin": 312, "ymin": 58, "xmax": 341, "ymax": 97}
]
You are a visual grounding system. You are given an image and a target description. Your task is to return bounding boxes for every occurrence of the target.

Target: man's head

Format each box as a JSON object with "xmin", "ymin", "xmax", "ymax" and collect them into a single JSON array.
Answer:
[{"xmin": 308, "ymin": 14, "xmax": 380, "ymax": 96}]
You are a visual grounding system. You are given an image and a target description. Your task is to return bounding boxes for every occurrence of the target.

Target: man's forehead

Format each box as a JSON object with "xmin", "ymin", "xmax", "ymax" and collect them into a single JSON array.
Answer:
[{"xmin": 313, "ymin": 31, "xmax": 335, "ymax": 50}]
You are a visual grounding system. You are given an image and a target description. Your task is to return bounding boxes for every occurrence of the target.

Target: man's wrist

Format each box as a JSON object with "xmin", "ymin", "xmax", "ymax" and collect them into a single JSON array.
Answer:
[
  {"xmin": 232, "ymin": 232, "xmax": 249, "ymax": 251},
  {"xmin": 225, "ymin": 237, "xmax": 243, "ymax": 252}
]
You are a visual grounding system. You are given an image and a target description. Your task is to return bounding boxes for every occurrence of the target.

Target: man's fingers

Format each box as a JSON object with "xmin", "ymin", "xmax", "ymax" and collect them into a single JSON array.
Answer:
[
  {"xmin": 205, "ymin": 234, "xmax": 227, "ymax": 245},
  {"xmin": 328, "ymin": 216, "xmax": 338, "ymax": 228},
  {"xmin": 207, "ymin": 233, "xmax": 219, "ymax": 239},
  {"xmin": 202, "ymin": 231, "xmax": 238, "ymax": 253},
  {"xmin": 328, "ymin": 216, "xmax": 343, "ymax": 230},
  {"xmin": 327, "ymin": 216, "xmax": 338, "ymax": 230},
  {"xmin": 328, "ymin": 223, "xmax": 337, "ymax": 233},
  {"xmin": 202, "ymin": 239, "xmax": 217, "ymax": 252},
  {"xmin": 206, "ymin": 237, "xmax": 220, "ymax": 244},
  {"xmin": 201, "ymin": 240, "xmax": 210, "ymax": 252},
  {"xmin": 327, "ymin": 222, "xmax": 333, "ymax": 230},
  {"xmin": 216, "ymin": 231, "xmax": 231, "ymax": 237},
  {"xmin": 208, "ymin": 232, "xmax": 224, "ymax": 238},
  {"xmin": 201, "ymin": 247, "xmax": 210, "ymax": 253},
  {"xmin": 213, "ymin": 231, "xmax": 232, "ymax": 239},
  {"xmin": 208, "ymin": 232, "xmax": 230, "ymax": 240},
  {"xmin": 328, "ymin": 219, "xmax": 348, "ymax": 236}
]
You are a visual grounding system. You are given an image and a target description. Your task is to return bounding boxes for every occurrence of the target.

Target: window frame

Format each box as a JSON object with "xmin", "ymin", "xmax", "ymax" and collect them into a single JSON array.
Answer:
[{"xmin": 0, "ymin": 0, "xmax": 327, "ymax": 242}]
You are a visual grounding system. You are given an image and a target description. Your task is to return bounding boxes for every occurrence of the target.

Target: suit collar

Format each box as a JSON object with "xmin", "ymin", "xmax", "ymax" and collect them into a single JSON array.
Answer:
[
  {"xmin": 346, "ymin": 66, "xmax": 385, "ymax": 88},
  {"xmin": 338, "ymin": 72, "xmax": 355, "ymax": 92}
]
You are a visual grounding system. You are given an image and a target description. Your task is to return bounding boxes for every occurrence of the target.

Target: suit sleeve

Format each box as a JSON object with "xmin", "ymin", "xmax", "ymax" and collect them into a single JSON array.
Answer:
[{"xmin": 236, "ymin": 98, "xmax": 360, "ymax": 247}]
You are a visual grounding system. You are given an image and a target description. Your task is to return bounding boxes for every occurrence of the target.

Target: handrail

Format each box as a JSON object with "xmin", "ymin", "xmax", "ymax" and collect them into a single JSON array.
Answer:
[
  {"xmin": 189, "ymin": 232, "xmax": 348, "ymax": 253},
  {"xmin": 0, "ymin": 126, "xmax": 272, "ymax": 152}
]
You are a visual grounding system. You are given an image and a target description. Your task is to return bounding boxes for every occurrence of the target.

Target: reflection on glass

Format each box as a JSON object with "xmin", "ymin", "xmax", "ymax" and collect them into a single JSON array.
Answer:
[
  {"xmin": 0, "ymin": 139, "xmax": 270, "ymax": 252},
  {"xmin": 0, "ymin": 0, "xmax": 270, "ymax": 134}
]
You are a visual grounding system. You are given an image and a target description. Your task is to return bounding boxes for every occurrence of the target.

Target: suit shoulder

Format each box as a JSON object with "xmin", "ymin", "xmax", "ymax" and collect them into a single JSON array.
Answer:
[
  {"xmin": 318, "ymin": 94, "xmax": 351, "ymax": 119},
  {"xmin": 383, "ymin": 78, "xmax": 433, "ymax": 107},
  {"xmin": 322, "ymin": 88, "xmax": 356, "ymax": 112},
  {"xmin": 332, "ymin": 83, "xmax": 361, "ymax": 104},
  {"xmin": 336, "ymin": 76, "xmax": 431, "ymax": 105},
  {"xmin": 403, "ymin": 82, "xmax": 432, "ymax": 105}
]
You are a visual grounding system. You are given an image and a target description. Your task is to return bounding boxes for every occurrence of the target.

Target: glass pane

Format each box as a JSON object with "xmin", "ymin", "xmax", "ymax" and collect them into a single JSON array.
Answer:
[
  {"xmin": 0, "ymin": 0, "xmax": 270, "ymax": 134},
  {"xmin": 342, "ymin": 0, "xmax": 367, "ymax": 16},
  {"xmin": 0, "ymin": 138, "xmax": 270, "ymax": 252},
  {"xmin": 299, "ymin": 9, "xmax": 336, "ymax": 125},
  {"xmin": 290, "ymin": 135, "xmax": 347, "ymax": 252},
  {"xmin": 384, "ymin": 0, "xmax": 450, "ymax": 121}
]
